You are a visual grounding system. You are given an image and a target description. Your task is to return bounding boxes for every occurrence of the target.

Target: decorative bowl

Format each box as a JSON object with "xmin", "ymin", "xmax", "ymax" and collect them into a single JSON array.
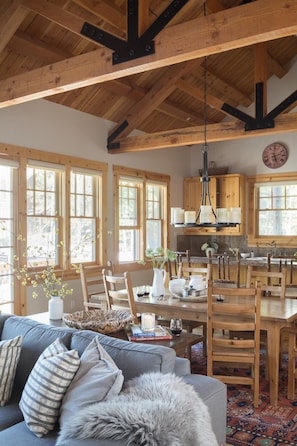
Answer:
[
  {"xmin": 63, "ymin": 309, "xmax": 133, "ymax": 334},
  {"xmin": 169, "ymin": 278, "xmax": 186, "ymax": 297},
  {"xmin": 240, "ymin": 252, "xmax": 250, "ymax": 259}
]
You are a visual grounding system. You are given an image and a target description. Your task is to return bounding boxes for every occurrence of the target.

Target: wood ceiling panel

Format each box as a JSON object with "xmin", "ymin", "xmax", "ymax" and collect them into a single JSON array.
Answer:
[{"xmin": 0, "ymin": 0, "xmax": 296, "ymax": 148}]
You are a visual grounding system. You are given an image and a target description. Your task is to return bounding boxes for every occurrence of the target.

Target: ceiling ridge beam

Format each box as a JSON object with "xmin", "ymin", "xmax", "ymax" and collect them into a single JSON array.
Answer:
[{"xmin": 0, "ymin": 0, "xmax": 296, "ymax": 108}]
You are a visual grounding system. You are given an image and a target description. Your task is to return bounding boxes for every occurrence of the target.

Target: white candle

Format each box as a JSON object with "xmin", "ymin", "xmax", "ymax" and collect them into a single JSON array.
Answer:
[
  {"xmin": 200, "ymin": 205, "xmax": 212, "ymax": 224},
  {"xmin": 230, "ymin": 207, "xmax": 241, "ymax": 223},
  {"xmin": 184, "ymin": 211, "xmax": 196, "ymax": 224},
  {"xmin": 141, "ymin": 313, "xmax": 155, "ymax": 331},
  {"xmin": 173, "ymin": 208, "xmax": 184, "ymax": 224},
  {"xmin": 216, "ymin": 208, "xmax": 228, "ymax": 223}
]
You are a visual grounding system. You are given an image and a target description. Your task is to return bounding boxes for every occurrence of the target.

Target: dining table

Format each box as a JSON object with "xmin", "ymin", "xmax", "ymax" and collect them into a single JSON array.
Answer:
[{"xmin": 133, "ymin": 291, "xmax": 297, "ymax": 406}]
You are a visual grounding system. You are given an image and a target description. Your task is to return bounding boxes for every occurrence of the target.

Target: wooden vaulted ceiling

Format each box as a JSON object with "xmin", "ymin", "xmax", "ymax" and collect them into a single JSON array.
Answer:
[{"xmin": 0, "ymin": 0, "xmax": 296, "ymax": 153}]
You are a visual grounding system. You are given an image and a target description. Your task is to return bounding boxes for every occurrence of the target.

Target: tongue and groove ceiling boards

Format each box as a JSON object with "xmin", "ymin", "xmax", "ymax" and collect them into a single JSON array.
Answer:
[{"xmin": 0, "ymin": 0, "xmax": 296, "ymax": 152}]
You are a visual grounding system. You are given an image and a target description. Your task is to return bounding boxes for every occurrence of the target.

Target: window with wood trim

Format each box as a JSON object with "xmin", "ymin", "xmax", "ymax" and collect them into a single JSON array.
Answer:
[
  {"xmin": 114, "ymin": 166, "xmax": 169, "ymax": 265},
  {"xmin": 247, "ymin": 172, "xmax": 297, "ymax": 248},
  {"xmin": 0, "ymin": 144, "xmax": 107, "ymax": 315}
]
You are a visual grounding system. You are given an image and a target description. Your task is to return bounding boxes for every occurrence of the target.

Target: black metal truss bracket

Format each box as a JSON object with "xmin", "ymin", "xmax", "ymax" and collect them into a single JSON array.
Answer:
[
  {"xmin": 222, "ymin": 82, "xmax": 297, "ymax": 131},
  {"xmin": 107, "ymin": 120, "xmax": 128, "ymax": 150},
  {"xmin": 81, "ymin": 0, "xmax": 189, "ymax": 65}
]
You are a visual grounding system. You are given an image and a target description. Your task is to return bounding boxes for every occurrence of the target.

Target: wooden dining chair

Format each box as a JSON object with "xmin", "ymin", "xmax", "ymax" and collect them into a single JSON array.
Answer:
[
  {"xmin": 246, "ymin": 265, "xmax": 287, "ymax": 298},
  {"xmin": 268, "ymin": 254, "xmax": 297, "ymax": 298},
  {"xmin": 167, "ymin": 249, "xmax": 190, "ymax": 279},
  {"xmin": 207, "ymin": 281, "xmax": 262, "ymax": 407},
  {"xmin": 80, "ymin": 261, "xmax": 113, "ymax": 310},
  {"xmin": 177, "ymin": 263, "xmax": 213, "ymax": 356},
  {"xmin": 208, "ymin": 252, "xmax": 241, "ymax": 288},
  {"xmin": 283, "ymin": 325, "xmax": 297, "ymax": 399},
  {"xmin": 102, "ymin": 269, "xmax": 138, "ymax": 324}
]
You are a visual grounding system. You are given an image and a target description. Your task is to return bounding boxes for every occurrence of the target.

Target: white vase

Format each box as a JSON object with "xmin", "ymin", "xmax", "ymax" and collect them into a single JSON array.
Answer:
[
  {"xmin": 48, "ymin": 295, "xmax": 64, "ymax": 320},
  {"xmin": 151, "ymin": 268, "xmax": 166, "ymax": 297}
]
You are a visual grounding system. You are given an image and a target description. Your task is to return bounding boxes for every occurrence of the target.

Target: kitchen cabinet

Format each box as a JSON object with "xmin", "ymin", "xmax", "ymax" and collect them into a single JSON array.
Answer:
[{"xmin": 183, "ymin": 173, "xmax": 245, "ymax": 235}]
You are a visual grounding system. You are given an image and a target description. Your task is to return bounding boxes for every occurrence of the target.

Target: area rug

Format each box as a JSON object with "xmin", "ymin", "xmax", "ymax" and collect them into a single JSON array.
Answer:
[{"xmin": 191, "ymin": 345, "xmax": 297, "ymax": 446}]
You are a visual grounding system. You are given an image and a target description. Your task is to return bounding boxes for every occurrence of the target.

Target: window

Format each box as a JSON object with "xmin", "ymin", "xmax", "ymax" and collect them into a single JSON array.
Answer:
[
  {"xmin": 247, "ymin": 173, "xmax": 297, "ymax": 247},
  {"xmin": 257, "ymin": 182, "xmax": 297, "ymax": 236},
  {"xmin": 26, "ymin": 165, "xmax": 62, "ymax": 266},
  {"xmin": 0, "ymin": 143, "xmax": 107, "ymax": 314},
  {"xmin": 0, "ymin": 163, "xmax": 17, "ymax": 314},
  {"xmin": 70, "ymin": 170, "xmax": 101, "ymax": 264},
  {"xmin": 114, "ymin": 166, "xmax": 169, "ymax": 266}
]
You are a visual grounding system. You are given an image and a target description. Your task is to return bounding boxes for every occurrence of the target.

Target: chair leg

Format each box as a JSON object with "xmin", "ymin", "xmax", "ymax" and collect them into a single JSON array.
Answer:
[{"xmin": 288, "ymin": 331, "xmax": 296, "ymax": 399}]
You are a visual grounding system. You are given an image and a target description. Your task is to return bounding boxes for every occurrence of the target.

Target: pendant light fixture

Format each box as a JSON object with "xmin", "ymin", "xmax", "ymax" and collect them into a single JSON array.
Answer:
[{"xmin": 171, "ymin": 1, "xmax": 241, "ymax": 229}]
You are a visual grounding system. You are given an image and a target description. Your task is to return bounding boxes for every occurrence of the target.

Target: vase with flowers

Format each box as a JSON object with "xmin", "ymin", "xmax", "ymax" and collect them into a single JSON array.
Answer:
[
  {"xmin": 13, "ymin": 238, "xmax": 73, "ymax": 320},
  {"xmin": 139, "ymin": 248, "xmax": 176, "ymax": 297},
  {"xmin": 201, "ymin": 241, "xmax": 219, "ymax": 257}
]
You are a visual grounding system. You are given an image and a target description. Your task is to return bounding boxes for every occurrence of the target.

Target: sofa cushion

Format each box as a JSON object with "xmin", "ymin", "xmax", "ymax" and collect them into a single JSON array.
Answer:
[
  {"xmin": 1, "ymin": 317, "xmax": 74, "ymax": 390},
  {"xmin": 0, "ymin": 335, "xmax": 22, "ymax": 406},
  {"xmin": 19, "ymin": 338, "xmax": 80, "ymax": 438},
  {"xmin": 59, "ymin": 336, "xmax": 124, "ymax": 428},
  {"xmin": 0, "ymin": 390, "xmax": 23, "ymax": 431},
  {"xmin": 71, "ymin": 330, "xmax": 176, "ymax": 380}
]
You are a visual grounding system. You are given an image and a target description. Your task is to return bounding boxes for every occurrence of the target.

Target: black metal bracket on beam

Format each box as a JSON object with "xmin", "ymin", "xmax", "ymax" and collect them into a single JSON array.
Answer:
[
  {"xmin": 107, "ymin": 120, "xmax": 129, "ymax": 150},
  {"xmin": 222, "ymin": 83, "xmax": 297, "ymax": 131},
  {"xmin": 81, "ymin": 0, "xmax": 189, "ymax": 65}
]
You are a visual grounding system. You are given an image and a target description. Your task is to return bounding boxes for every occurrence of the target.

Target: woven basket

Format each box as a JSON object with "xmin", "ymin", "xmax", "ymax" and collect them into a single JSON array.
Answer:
[{"xmin": 63, "ymin": 309, "xmax": 133, "ymax": 334}]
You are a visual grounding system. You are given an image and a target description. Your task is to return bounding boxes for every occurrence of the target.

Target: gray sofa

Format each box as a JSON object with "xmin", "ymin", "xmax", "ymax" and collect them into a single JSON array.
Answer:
[{"xmin": 0, "ymin": 314, "xmax": 226, "ymax": 445}]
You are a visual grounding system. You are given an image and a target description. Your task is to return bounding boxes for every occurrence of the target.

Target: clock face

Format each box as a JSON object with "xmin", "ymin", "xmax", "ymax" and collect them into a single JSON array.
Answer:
[{"xmin": 262, "ymin": 143, "xmax": 288, "ymax": 169}]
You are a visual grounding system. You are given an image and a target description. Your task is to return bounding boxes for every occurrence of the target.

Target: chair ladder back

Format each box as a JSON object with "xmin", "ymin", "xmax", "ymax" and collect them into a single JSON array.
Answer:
[
  {"xmin": 167, "ymin": 250, "xmax": 190, "ymax": 279},
  {"xmin": 102, "ymin": 270, "xmax": 138, "ymax": 324},
  {"xmin": 246, "ymin": 265, "xmax": 287, "ymax": 298},
  {"xmin": 80, "ymin": 261, "xmax": 113, "ymax": 310},
  {"xmin": 207, "ymin": 280, "xmax": 261, "ymax": 407}
]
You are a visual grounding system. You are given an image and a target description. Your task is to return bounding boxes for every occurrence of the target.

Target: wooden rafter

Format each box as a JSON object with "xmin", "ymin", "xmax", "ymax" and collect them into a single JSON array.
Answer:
[
  {"xmin": 108, "ymin": 112, "xmax": 297, "ymax": 153},
  {"xmin": 0, "ymin": 0, "xmax": 296, "ymax": 109}
]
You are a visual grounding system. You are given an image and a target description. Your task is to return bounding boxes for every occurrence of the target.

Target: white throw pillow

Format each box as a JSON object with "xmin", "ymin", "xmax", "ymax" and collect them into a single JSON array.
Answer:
[
  {"xmin": 0, "ymin": 335, "xmax": 22, "ymax": 406},
  {"xmin": 19, "ymin": 338, "xmax": 80, "ymax": 437},
  {"xmin": 59, "ymin": 336, "xmax": 124, "ymax": 428}
]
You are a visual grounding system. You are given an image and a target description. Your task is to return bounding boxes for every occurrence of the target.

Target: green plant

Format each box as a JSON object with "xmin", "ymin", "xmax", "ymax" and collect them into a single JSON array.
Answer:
[{"xmin": 139, "ymin": 247, "xmax": 176, "ymax": 270}]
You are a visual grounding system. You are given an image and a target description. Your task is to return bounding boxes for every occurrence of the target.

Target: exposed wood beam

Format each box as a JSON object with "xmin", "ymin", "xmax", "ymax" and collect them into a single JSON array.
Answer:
[
  {"xmin": 72, "ymin": 0, "xmax": 126, "ymax": 34},
  {"xmin": 8, "ymin": 31, "xmax": 70, "ymax": 62},
  {"xmin": 0, "ymin": 0, "xmax": 29, "ymax": 54},
  {"xmin": 0, "ymin": 0, "xmax": 296, "ymax": 108},
  {"xmin": 176, "ymin": 79, "xmax": 228, "ymax": 114},
  {"xmin": 109, "ymin": 61, "xmax": 195, "ymax": 139},
  {"xmin": 108, "ymin": 112, "xmax": 297, "ymax": 153}
]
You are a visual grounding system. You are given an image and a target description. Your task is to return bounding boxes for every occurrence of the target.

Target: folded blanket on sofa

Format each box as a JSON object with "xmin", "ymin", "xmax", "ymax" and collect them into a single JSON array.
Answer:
[{"xmin": 57, "ymin": 372, "xmax": 218, "ymax": 446}]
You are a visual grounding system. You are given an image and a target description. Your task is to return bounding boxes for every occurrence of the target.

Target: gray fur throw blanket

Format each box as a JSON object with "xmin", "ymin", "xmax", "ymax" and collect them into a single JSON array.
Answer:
[{"xmin": 57, "ymin": 372, "xmax": 219, "ymax": 446}]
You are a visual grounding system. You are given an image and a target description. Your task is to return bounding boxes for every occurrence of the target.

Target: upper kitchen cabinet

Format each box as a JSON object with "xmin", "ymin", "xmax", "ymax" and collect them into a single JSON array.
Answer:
[{"xmin": 183, "ymin": 174, "xmax": 246, "ymax": 235}]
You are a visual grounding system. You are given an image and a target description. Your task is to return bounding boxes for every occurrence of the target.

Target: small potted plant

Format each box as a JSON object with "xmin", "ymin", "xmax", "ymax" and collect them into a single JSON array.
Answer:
[{"xmin": 201, "ymin": 241, "xmax": 219, "ymax": 257}]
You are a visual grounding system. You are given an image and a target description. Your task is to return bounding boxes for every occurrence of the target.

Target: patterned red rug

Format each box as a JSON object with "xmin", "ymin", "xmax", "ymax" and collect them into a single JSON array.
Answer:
[{"xmin": 191, "ymin": 345, "xmax": 297, "ymax": 446}]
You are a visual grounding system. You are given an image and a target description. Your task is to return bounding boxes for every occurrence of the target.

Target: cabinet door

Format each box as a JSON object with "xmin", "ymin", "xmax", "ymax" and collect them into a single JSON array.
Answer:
[{"xmin": 184, "ymin": 177, "xmax": 217, "ymax": 211}]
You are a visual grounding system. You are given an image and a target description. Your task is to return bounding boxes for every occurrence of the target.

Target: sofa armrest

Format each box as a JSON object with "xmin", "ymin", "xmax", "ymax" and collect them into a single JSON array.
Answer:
[
  {"xmin": 174, "ymin": 357, "xmax": 191, "ymax": 376},
  {"xmin": 182, "ymin": 374, "xmax": 226, "ymax": 446}
]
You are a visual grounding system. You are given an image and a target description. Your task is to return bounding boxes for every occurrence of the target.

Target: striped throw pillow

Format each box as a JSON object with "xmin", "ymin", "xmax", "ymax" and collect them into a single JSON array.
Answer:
[
  {"xmin": 0, "ymin": 335, "xmax": 22, "ymax": 406},
  {"xmin": 19, "ymin": 338, "xmax": 80, "ymax": 437}
]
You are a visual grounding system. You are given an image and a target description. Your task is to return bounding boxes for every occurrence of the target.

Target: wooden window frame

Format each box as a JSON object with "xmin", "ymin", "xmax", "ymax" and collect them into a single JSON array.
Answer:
[
  {"xmin": 0, "ymin": 142, "xmax": 108, "ymax": 315},
  {"xmin": 247, "ymin": 172, "xmax": 297, "ymax": 248},
  {"xmin": 113, "ymin": 165, "xmax": 170, "ymax": 273}
]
